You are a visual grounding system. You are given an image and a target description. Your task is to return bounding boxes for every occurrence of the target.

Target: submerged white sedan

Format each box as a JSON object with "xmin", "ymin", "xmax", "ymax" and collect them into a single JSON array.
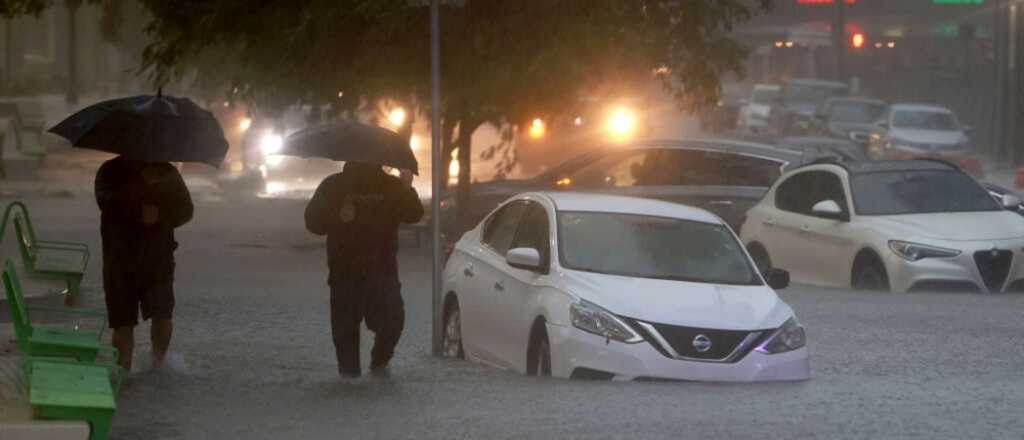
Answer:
[{"xmin": 441, "ymin": 192, "xmax": 810, "ymax": 382}]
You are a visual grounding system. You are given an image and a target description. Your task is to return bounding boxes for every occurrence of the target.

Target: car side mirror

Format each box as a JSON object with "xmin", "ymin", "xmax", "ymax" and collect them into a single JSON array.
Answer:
[
  {"xmin": 812, "ymin": 200, "xmax": 849, "ymax": 221},
  {"xmin": 507, "ymin": 247, "xmax": 543, "ymax": 272},
  {"xmin": 764, "ymin": 268, "xmax": 790, "ymax": 290},
  {"xmin": 1002, "ymin": 194, "xmax": 1022, "ymax": 209}
]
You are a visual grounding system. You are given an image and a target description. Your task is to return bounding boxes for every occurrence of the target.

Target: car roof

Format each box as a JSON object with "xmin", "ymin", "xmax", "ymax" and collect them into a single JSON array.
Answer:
[
  {"xmin": 826, "ymin": 96, "xmax": 885, "ymax": 105},
  {"xmin": 535, "ymin": 192, "xmax": 724, "ymax": 225},
  {"xmin": 808, "ymin": 159, "xmax": 960, "ymax": 174},
  {"xmin": 641, "ymin": 138, "xmax": 805, "ymax": 162},
  {"xmin": 786, "ymin": 79, "xmax": 848, "ymax": 88},
  {"xmin": 889, "ymin": 103, "xmax": 953, "ymax": 113}
]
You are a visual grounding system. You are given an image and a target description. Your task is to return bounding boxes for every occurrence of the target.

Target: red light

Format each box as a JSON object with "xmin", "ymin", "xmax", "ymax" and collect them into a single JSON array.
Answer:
[{"xmin": 852, "ymin": 33, "xmax": 866, "ymax": 49}]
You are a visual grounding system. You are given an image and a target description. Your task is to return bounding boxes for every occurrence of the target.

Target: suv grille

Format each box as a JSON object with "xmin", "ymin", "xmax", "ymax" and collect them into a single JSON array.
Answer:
[{"xmin": 974, "ymin": 250, "xmax": 1013, "ymax": 292}]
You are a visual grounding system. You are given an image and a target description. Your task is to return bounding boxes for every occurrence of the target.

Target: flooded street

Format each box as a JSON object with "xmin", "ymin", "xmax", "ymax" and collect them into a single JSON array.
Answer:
[{"xmin": 3, "ymin": 192, "xmax": 1020, "ymax": 439}]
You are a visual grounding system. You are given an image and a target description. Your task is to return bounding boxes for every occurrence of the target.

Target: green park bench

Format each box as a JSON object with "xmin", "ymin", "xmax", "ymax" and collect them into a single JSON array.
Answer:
[
  {"xmin": 2, "ymin": 259, "xmax": 115, "ymax": 363},
  {"xmin": 2, "ymin": 201, "xmax": 90, "ymax": 303},
  {"xmin": 19, "ymin": 358, "xmax": 121, "ymax": 440}
]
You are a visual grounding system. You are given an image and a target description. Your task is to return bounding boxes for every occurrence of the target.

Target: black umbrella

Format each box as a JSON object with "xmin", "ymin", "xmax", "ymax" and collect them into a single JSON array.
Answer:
[
  {"xmin": 283, "ymin": 121, "xmax": 419, "ymax": 174},
  {"xmin": 48, "ymin": 92, "xmax": 228, "ymax": 168}
]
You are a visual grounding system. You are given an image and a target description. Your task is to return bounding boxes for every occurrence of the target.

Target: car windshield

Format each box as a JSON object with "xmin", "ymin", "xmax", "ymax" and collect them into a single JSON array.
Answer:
[
  {"xmin": 831, "ymin": 102, "xmax": 885, "ymax": 123},
  {"xmin": 558, "ymin": 211, "xmax": 759, "ymax": 285},
  {"xmin": 851, "ymin": 170, "xmax": 1000, "ymax": 215},
  {"xmin": 892, "ymin": 110, "xmax": 960, "ymax": 130},
  {"xmin": 752, "ymin": 88, "xmax": 779, "ymax": 104},
  {"xmin": 785, "ymin": 84, "xmax": 847, "ymax": 105}
]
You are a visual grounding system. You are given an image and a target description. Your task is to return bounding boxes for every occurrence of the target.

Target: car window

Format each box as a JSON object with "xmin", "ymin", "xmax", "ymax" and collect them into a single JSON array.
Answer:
[
  {"xmin": 892, "ymin": 110, "xmax": 960, "ymax": 131},
  {"xmin": 775, "ymin": 171, "xmax": 846, "ymax": 215},
  {"xmin": 815, "ymin": 172, "xmax": 849, "ymax": 212},
  {"xmin": 482, "ymin": 201, "xmax": 529, "ymax": 255},
  {"xmin": 558, "ymin": 212, "xmax": 758, "ymax": 286},
  {"xmin": 565, "ymin": 151, "xmax": 646, "ymax": 188},
  {"xmin": 830, "ymin": 102, "xmax": 886, "ymax": 124},
  {"xmin": 510, "ymin": 203, "xmax": 551, "ymax": 266},
  {"xmin": 851, "ymin": 170, "xmax": 1000, "ymax": 215}
]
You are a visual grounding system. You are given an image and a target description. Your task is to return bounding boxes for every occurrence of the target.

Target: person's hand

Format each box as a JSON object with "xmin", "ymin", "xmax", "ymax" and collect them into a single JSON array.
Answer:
[
  {"xmin": 399, "ymin": 169, "xmax": 414, "ymax": 186},
  {"xmin": 142, "ymin": 204, "xmax": 160, "ymax": 225}
]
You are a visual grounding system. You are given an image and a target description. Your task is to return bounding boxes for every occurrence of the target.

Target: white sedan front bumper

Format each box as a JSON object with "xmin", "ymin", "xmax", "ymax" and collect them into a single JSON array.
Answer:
[
  {"xmin": 884, "ymin": 244, "xmax": 1024, "ymax": 293},
  {"xmin": 546, "ymin": 323, "xmax": 811, "ymax": 382}
]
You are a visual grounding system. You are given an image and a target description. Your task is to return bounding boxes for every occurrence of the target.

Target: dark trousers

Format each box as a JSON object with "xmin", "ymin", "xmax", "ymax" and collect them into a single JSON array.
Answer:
[{"xmin": 329, "ymin": 276, "xmax": 405, "ymax": 375}]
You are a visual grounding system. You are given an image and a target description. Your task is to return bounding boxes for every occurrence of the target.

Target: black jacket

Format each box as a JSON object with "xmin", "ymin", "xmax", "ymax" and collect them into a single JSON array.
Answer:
[
  {"xmin": 305, "ymin": 167, "xmax": 424, "ymax": 282},
  {"xmin": 95, "ymin": 157, "xmax": 193, "ymax": 272}
]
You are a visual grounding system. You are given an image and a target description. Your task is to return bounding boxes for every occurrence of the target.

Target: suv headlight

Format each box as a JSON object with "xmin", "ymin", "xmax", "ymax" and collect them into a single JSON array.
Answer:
[
  {"xmin": 570, "ymin": 300, "xmax": 643, "ymax": 343},
  {"xmin": 889, "ymin": 240, "xmax": 961, "ymax": 261},
  {"xmin": 756, "ymin": 318, "xmax": 806, "ymax": 354}
]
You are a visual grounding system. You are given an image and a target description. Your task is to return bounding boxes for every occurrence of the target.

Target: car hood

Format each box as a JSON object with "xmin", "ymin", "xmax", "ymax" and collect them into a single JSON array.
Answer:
[
  {"xmin": 561, "ymin": 270, "xmax": 793, "ymax": 330},
  {"xmin": 889, "ymin": 128, "xmax": 964, "ymax": 145},
  {"xmin": 872, "ymin": 211, "xmax": 1024, "ymax": 241}
]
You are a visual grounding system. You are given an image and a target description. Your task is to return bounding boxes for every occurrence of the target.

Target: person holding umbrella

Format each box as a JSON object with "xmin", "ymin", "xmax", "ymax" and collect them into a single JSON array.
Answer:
[
  {"xmin": 49, "ymin": 91, "xmax": 228, "ymax": 371},
  {"xmin": 291, "ymin": 122, "xmax": 423, "ymax": 378},
  {"xmin": 95, "ymin": 157, "xmax": 192, "ymax": 371}
]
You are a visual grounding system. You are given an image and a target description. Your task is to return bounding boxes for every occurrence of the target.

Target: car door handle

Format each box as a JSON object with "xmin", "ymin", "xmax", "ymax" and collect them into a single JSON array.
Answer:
[
  {"xmin": 464, "ymin": 265, "xmax": 474, "ymax": 277},
  {"xmin": 709, "ymin": 200, "xmax": 734, "ymax": 206},
  {"xmin": 800, "ymin": 224, "xmax": 811, "ymax": 232},
  {"xmin": 494, "ymin": 281, "xmax": 505, "ymax": 291},
  {"xmin": 764, "ymin": 218, "xmax": 775, "ymax": 227}
]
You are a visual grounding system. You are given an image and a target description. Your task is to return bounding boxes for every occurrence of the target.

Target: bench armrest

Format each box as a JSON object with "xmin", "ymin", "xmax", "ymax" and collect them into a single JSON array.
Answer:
[
  {"xmin": 35, "ymin": 241, "xmax": 90, "ymax": 266},
  {"xmin": 27, "ymin": 305, "xmax": 108, "ymax": 338}
]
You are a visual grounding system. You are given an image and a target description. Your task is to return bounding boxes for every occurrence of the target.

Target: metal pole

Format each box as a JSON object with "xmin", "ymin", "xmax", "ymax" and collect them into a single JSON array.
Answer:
[
  {"xmin": 834, "ymin": 0, "xmax": 846, "ymax": 83},
  {"xmin": 430, "ymin": 0, "xmax": 444, "ymax": 356}
]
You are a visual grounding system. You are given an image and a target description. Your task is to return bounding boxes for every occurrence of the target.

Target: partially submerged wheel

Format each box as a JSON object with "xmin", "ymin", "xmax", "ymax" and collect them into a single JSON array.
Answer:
[
  {"xmin": 441, "ymin": 299, "xmax": 464, "ymax": 359},
  {"xmin": 853, "ymin": 256, "xmax": 890, "ymax": 292},
  {"xmin": 528, "ymin": 327, "xmax": 552, "ymax": 377}
]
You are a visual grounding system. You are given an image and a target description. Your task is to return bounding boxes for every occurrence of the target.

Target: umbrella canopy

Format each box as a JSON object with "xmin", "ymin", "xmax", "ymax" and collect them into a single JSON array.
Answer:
[
  {"xmin": 283, "ymin": 121, "xmax": 419, "ymax": 174},
  {"xmin": 48, "ymin": 93, "xmax": 229, "ymax": 168}
]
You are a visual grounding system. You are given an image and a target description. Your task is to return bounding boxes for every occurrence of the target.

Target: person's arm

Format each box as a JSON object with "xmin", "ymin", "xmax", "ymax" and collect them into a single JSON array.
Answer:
[
  {"xmin": 305, "ymin": 175, "xmax": 340, "ymax": 235},
  {"xmin": 157, "ymin": 166, "xmax": 194, "ymax": 229},
  {"xmin": 392, "ymin": 177, "xmax": 424, "ymax": 225},
  {"xmin": 94, "ymin": 160, "xmax": 143, "ymax": 223}
]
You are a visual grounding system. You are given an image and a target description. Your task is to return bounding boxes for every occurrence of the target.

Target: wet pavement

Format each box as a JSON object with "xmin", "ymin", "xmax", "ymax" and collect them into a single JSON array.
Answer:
[{"xmin": 2, "ymin": 188, "xmax": 1024, "ymax": 440}]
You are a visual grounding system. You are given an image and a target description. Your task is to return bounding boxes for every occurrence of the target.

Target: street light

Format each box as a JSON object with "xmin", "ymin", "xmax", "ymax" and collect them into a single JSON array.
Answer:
[
  {"xmin": 388, "ymin": 107, "xmax": 407, "ymax": 127},
  {"xmin": 528, "ymin": 118, "xmax": 546, "ymax": 139}
]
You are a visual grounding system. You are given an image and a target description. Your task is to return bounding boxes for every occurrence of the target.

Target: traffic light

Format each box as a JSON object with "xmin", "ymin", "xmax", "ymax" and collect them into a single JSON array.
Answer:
[{"xmin": 851, "ymin": 32, "xmax": 866, "ymax": 49}]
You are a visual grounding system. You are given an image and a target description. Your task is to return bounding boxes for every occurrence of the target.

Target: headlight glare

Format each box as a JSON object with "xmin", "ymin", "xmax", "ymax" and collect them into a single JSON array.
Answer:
[
  {"xmin": 756, "ymin": 317, "xmax": 806, "ymax": 354},
  {"xmin": 889, "ymin": 240, "xmax": 961, "ymax": 261},
  {"xmin": 570, "ymin": 300, "xmax": 643, "ymax": 343}
]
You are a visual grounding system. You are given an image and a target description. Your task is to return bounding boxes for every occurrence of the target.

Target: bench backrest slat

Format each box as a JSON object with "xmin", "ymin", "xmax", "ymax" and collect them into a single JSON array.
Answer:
[{"xmin": 2, "ymin": 259, "xmax": 33, "ymax": 351}]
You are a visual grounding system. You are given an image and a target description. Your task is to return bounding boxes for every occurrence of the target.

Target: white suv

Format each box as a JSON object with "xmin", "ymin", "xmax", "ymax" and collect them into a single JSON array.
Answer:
[{"xmin": 741, "ymin": 160, "xmax": 1024, "ymax": 293}]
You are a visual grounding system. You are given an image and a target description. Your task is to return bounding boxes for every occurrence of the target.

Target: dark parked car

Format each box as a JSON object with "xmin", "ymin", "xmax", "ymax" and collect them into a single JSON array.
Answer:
[
  {"xmin": 768, "ymin": 79, "xmax": 849, "ymax": 139},
  {"xmin": 440, "ymin": 139, "xmax": 814, "ymax": 247},
  {"xmin": 812, "ymin": 97, "xmax": 887, "ymax": 146},
  {"xmin": 699, "ymin": 83, "xmax": 747, "ymax": 134}
]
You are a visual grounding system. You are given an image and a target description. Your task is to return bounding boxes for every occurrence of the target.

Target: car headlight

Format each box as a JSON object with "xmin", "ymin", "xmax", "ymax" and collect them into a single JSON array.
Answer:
[
  {"xmin": 260, "ymin": 132, "xmax": 284, "ymax": 155},
  {"xmin": 570, "ymin": 300, "xmax": 643, "ymax": 343},
  {"xmin": 888, "ymin": 240, "xmax": 961, "ymax": 261},
  {"xmin": 756, "ymin": 317, "xmax": 806, "ymax": 354}
]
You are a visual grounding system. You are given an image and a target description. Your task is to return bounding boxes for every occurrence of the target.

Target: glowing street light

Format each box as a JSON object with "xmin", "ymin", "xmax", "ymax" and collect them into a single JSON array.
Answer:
[
  {"xmin": 528, "ymin": 118, "xmax": 546, "ymax": 139},
  {"xmin": 388, "ymin": 107, "xmax": 407, "ymax": 127},
  {"xmin": 607, "ymin": 107, "xmax": 638, "ymax": 141},
  {"xmin": 239, "ymin": 117, "xmax": 252, "ymax": 132}
]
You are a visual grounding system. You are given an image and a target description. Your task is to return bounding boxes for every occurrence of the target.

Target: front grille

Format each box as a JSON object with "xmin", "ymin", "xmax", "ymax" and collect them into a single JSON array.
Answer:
[
  {"xmin": 974, "ymin": 250, "xmax": 1013, "ymax": 292},
  {"xmin": 625, "ymin": 318, "xmax": 766, "ymax": 362}
]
